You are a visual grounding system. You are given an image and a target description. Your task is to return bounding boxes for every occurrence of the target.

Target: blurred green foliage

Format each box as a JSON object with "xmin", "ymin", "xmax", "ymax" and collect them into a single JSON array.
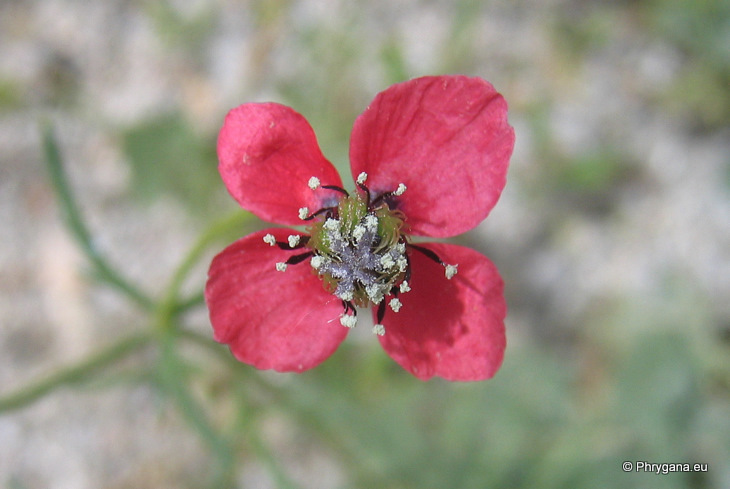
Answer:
[
  {"xmin": 121, "ymin": 112, "xmax": 220, "ymax": 216},
  {"xmin": 552, "ymin": 0, "xmax": 730, "ymax": 129},
  {"xmin": 145, "ymin": 0, "xmax": 216, "ymax": 54},
  {"xmin": 0, "ymin": 77, "xmax": 23, "ymax": 111},
  {"xmin": 646, "ymin": 0, "xmax": 730, "ymax": 128}
]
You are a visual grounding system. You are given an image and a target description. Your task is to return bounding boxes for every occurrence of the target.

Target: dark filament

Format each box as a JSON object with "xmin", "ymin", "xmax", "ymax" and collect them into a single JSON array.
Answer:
[
  {"xmin": 285, "ymin": 251, "xmax": 314, "ymax": 265},
  {"xmin": 408, "ymin": 243, "xmax": 445, "ymax": 266},
  {"xmin": 302, "ymin": 207, "xmax": 335, "ymax": 221},
  {"xmin": 376, "ymin": 299, "xmax": 387, "ymax": 324},
  {"xmin": 341, "ymin": 300, "xmax": 357, "ymax": 316}
]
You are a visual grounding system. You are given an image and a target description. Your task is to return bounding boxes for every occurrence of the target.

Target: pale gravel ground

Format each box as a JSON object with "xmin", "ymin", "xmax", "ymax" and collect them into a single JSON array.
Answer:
[{"xmin": 1, "ymin": 0, "xmax": 728, "ymax": 487}]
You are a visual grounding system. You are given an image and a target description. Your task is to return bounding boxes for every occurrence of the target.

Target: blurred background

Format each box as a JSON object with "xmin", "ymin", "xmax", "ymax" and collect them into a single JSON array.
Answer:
[{"xmin": 1, "ymin": 0, "xmax": 729, "ymax": 487}]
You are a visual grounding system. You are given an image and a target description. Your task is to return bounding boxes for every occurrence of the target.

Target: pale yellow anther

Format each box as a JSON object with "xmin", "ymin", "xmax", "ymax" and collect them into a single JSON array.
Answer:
[
  {"xmin": 340, "ymin": 314, "xmax": 357, "ymax": 328},
  {"xmin": 263, "ymin": 234, "xmax": 276, "ymax": 246},
  {"xmin": 356, "ymin": 172, "xmax": 368, "ymax": 184},
  {"xmin": 445, "ymin": 264, "xmax": 458, "ymax": 280},
  {"xmin": 275, "ymin": 262, "xmax": 288, "ymax": 272},
  {"xmin": 372, "ymin": 324, "xmax": 385, "ymax": 336},
  {"xmin": 337, "ymin": 289, "xmax": 354, "ymax": 302},
  {"xmin": 310, "ymin": 255, "xmax": 324, "ymax": 269},
  {"xmin": 364, "ymin": 214, "xmax": 378, "ymax": 231},
  {"xmin": 298, "ymin": 207, "xmax": 309, "ymax": 220},
  {"xmin": 366, "ymin": 284, "xmax": 384, "ymax": 304},
  {"xmin": 324, "ymin": 218, "xmax": 340, "ymax": 231},
  {"xmin": 288, "ymin": 235, "xmax": 301, "ymax": 247},
  {"xmin": 308, "ymin": 176, "xmax": 321, "ymax": 189},
  {"xmin": 352, "ymin": 224, "xmax": 366, "ymax": 242}
]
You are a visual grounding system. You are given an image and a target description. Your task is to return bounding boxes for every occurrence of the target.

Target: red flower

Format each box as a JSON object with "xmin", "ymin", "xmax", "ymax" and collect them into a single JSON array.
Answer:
[{"xmin": 206, "ymin": 75, "xmax": 515, "ymax": 381}]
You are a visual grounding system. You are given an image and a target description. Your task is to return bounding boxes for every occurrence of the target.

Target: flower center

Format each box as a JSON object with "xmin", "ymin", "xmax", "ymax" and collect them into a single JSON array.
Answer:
[{"xmin": 307, "ymin": 192, "xmax": 408, "ymax": 308}]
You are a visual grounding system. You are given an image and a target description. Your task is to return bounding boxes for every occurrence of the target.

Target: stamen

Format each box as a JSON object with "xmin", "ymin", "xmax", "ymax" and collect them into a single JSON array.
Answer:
[
  {"xmin": 310, "ymin": 255, "xmax": 325, "ymax": 270},
  {"xmin": 276, "ymin": 235, "xmax": 310, "ymax": 250},
  {"xmin": 389, "ymin": 297, "xmax": 402, "ymax": 312},
  {"xmin": 372, "ymin": 324, "xmax": 385, "ymax": 336},
  {"xmin": 366, "ymin": 284, "xmax": 385, "ymax": 304},
  {"xmin": 376, "ymin": 299, "xmax": 387, "ymax": 324},
  {"xmin": 308, "ymin": 176, "xmax": 321, "ymax": 189},
  {"xmin": 399, "ymin": 281, "xmax": 411, "ymax": 293},
  {"xmin": 352, "ymin": 224, "xmax": 366, "ymax": 242},
  {"xmin": 403, "ymin": 256, "xmax": 412, "ymax": 283},
  {"xmin": 298, "ymin": 207, "xmax": 309, "ymax": 220},
  {"xmin": 340, "ymin": 314, "xmax": 357, "ymax": 328},
  {"xmin": 324, "ymin": 218, "xmax": 340, "ymax": 231},
  {"xmin": 341, "ymin": 300, "xmax": 357, "ymax": 315},
  {"xmin": 285, "ymin": 252, "xmax": 313, "ymax": 265},
  {"xmin": 338, "ymin": 290, "xmax": 354, "ymax": 301},
  {"xmin": 380, "ymin": 254, "xmax": 395, "ymax": 268},
  {"xmin": 275, "ymin": 262, "xmax": 287, "ymax": 272},
  {"xmin": 409, "ymin": 243, "xmax": 444, "ymax": 265},
  {"xmin": 364, "ymin": 214, "xmax": 378, "ymax": 231},
  {"xmin": 263, "ymin": 234, "xmax": 276, "ymax": 246},
  {"xmin": 321, "ymin": 185, "xmax": 349, "ymax": 196},
  {"xmin": 445, "ymin": 264, "xmax": 458, "ymax": 279},
  {"xmin": 356, "ymin": 172, "xmax": 368, "ymax": 184},
  {"xmin": 356, "ymin": 181, "xmax": 371, "ymax": 207},
  {"xmin": 302, "ymin": 206, "xmax": 334, "ymax": 221},
  {"xmin": 370, "ymin": 182, "xmax": 406, "ymax": 207}
]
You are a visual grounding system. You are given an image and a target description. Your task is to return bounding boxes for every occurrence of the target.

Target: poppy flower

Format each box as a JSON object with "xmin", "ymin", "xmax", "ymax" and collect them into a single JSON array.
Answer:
[{"xmin": 206, "ymin": 75, "xmax": 515, "ymax": 381}]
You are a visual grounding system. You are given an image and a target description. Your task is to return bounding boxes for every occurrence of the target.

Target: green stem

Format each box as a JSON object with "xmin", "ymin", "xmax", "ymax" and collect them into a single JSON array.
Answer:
[
  {"xmin": 157, "ymin": 335, "xmax": 237, "ymax": 486},
  {"xmin": 174, "ymin": 291, "xmax": 205, "ymax": 314},
  {"xmin": 180, "ymin": 329, "xmax": 301, "ymax": 488},
  {"xmin": 245, "ymin": 415, "xmax": 302, "ymax": 489},
  {"xmin": 40, "ymin": 121, "xmax": 154, "ymax": 311},
  {"xmin": 0, "ymin": 332, "xmax": 151, "ymax": 413},
  {"xmin": 157, "ymin": 210, "xmax": 251, "ymax": 330}
]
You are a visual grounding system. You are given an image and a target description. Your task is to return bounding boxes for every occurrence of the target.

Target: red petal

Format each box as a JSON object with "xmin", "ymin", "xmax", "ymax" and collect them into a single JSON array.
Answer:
[
  {"xmin": 349, "ymin": 76, "xmax": 515, "ymax": 237},
  {"xmin": 205, "ymin": 228, "xmax": 347, "ymax": 372},
  {"xmin": 377, "ymin": 243, "xmax": 506, "ymax": 381},
  {"xmin": 217, "ymin": 103, "xmax": 343, "ymax": 226}
]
